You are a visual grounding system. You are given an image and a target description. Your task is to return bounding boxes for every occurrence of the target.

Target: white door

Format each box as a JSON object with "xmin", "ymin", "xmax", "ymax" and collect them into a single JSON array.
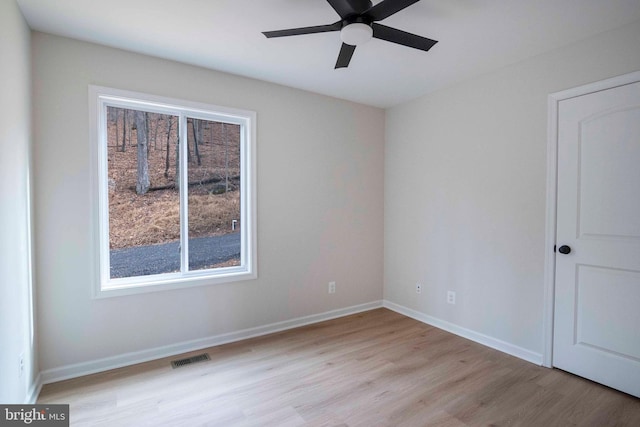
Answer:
[{"xmin": 553, "ymin": 79, "xmax": 640, "ymax": 397}]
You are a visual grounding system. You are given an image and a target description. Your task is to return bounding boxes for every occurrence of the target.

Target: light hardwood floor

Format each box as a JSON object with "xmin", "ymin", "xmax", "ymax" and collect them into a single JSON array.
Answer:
[{"xmin": 38, "ymin": 308, "xmax": 640, "ymax": 426}]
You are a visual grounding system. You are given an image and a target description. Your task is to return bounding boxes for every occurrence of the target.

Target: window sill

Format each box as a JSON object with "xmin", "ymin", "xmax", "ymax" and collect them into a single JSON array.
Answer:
[{"xmin": 93, "ymin": 268, "xmax": 257, "ymax": 299}]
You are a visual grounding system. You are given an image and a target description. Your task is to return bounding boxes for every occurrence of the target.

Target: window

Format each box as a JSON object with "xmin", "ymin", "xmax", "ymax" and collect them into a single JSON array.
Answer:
[{"xmin": 89, "ymin": 86, "xmax": 256, "ymax": 297}]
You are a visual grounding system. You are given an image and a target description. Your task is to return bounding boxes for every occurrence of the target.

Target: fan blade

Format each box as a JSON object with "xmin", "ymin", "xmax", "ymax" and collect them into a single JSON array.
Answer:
[
  {"xmin": 366, "ymin": 0, "xmax": 421, "ymax": 21},
  {"xmin": 327, "ymin": 0, "xmax": 373, "ymax": 18},
  {"xmin": 263, "ymin": 22, "xmax": 341, "ymax": 38},
  {"xmin": 372, "ymin": 23, "xmax": 437, "ymax": 51},
  {"xmin": 335, "ymin": 43, "xmax": 356, "ymax": 69}
]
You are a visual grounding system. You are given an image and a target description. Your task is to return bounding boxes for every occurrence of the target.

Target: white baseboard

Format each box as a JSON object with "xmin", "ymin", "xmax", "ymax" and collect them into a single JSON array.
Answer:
[
  {"xmin": 383, "ymin": 300, "xmax": 543, "ymax": 366},
  {"xmin": 39, "ymin": 301, "xmax": 383, "ymax": 385},
  {"xmin": 26, "ymin": 373, "xmax": 42, "ymax": 404}
]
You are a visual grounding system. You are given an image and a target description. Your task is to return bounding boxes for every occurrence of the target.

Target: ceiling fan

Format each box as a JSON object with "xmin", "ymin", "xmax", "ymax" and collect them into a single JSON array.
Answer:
[{"xmin": 263, "ymin": 0, "xmax": 438, "ymax": 69}]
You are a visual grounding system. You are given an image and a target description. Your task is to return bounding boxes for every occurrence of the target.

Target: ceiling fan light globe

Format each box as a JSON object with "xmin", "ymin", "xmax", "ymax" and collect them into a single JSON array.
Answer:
[{"xmin": 340, "ymin": 23, "xmax": 373, "ymax": 46}]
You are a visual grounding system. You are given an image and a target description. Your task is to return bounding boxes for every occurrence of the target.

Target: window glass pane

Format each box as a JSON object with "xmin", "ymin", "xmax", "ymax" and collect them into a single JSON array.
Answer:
[
  {"xmin": 107, "ymin": 107, "xmax": 181, "ymax": 278},
  {"xmin": 186, "ymin": 118, "xmax": 241, "ymax": 271}
]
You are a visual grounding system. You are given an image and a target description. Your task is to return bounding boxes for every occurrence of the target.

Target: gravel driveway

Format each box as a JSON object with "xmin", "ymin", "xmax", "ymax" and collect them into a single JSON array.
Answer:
[{"xmin": 110, "ymin": 232, "xmax": 241, "ymax": 278}]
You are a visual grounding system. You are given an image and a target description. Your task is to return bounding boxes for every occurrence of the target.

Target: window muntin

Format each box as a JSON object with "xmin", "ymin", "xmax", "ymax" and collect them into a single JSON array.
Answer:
[{"xmin": 90, "ymin": 86, "xmax": 256, "ymax": 297}]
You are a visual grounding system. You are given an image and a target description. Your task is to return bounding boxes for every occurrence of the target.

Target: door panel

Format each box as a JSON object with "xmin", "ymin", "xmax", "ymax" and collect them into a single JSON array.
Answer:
[
  {"xmin": 578, "ymin": 108, "xmax": 640, "ymax": 239},
  {"xmin": 577, "ymin": 265, "xmax": 640, "ymax": 361},
  {"xmin": 553, "ymin": 80, "xmax": 640, "ymax": 397}
]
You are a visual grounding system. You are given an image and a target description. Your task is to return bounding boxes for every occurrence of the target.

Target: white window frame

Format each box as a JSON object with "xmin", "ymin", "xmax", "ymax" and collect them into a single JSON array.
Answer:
[{"xmin": 89, "ymin": 85, "xmax": 257, "ymax": 298}]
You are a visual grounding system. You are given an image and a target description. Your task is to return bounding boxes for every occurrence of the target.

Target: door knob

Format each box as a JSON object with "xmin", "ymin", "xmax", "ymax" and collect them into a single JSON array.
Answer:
[{"xmin": 558, "ymin": 245, "xmax": 571, "ymax": 254}]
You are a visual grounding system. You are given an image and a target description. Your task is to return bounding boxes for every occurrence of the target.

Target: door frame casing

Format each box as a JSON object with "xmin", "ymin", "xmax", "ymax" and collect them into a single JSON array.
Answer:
[{"xmin": 542, "ymin": 70, "xmax": 640, "ymax": 368}]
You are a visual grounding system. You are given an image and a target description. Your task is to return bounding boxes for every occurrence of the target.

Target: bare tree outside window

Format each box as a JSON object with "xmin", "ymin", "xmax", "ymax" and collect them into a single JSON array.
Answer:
[{"xmin": 135, "ymin": 110, "xmax": 150, "ymax": 195}]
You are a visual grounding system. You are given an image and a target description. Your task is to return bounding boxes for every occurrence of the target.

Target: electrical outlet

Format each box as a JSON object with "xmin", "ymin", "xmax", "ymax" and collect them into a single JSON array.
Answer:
[
  {"xmin": 447, "ymin": 291, "xmax": 456, "ymax": 305},
  {"xmin": 416, "ymin": 283, "xmax": 422, "ymax": 294},
  {"xmin": 328, "ymin": 281, "xmax": 336, "ymax": 294},
  {"xmin": 19, "ymin": 353, "xmax": 24, "ymax": 378}
]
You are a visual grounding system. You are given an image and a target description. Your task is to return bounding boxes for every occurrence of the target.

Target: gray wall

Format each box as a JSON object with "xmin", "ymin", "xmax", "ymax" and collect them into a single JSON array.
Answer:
[
  {"xmin": 32, "ymin": 33, "xmax": 385, "ymax": 374},
  {"xmin": 384, "ymin": 19, "xmax": 640, "ymax": 358},
  {"xmin": 0, "ymin": 0, "xmax": 37, "ymax": 403}
]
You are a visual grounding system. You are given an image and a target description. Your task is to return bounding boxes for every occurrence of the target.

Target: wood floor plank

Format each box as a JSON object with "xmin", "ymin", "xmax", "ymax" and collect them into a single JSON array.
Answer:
[{"xmin": 38, "ymin": 309, "xmax": 640, "ymax": 426}]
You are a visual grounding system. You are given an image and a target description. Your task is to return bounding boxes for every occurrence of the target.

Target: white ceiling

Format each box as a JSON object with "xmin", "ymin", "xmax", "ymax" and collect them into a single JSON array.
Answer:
[{"xmin": 16, "ymin": 0, "xmax": 640, "ymax": 108}]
